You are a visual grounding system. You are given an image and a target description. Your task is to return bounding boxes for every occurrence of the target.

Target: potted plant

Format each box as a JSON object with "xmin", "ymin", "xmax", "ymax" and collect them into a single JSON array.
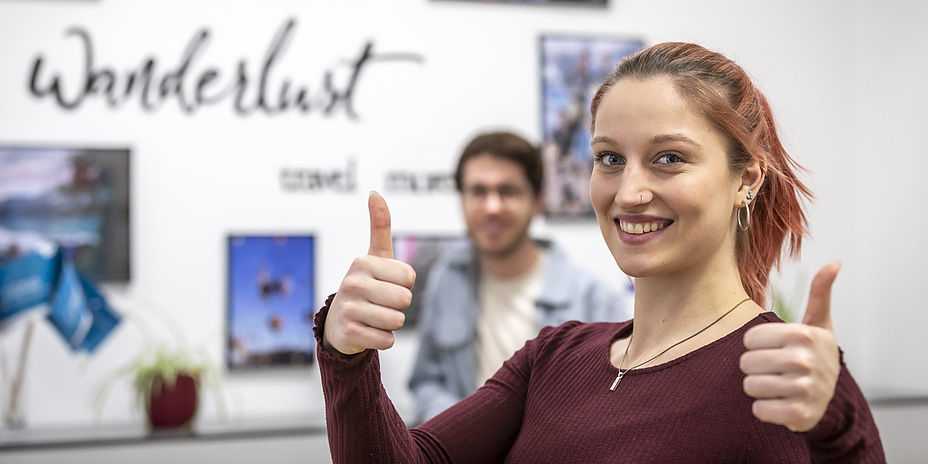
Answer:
[
  {"xmin": 94, "ymin": 342, "xmax": 225, "ymax": 431},
  {"xmin": 92, "ymin": 306, "xmax": 226, "ymax": 432},
  {"xmin": 133, "ymin": 345, "xmax": 221, "ymax": 430}
]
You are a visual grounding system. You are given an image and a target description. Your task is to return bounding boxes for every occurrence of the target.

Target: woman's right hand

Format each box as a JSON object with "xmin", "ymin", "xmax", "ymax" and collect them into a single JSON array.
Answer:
[{"xmin": 323, "ymin": 192, "xmax": 416, "ymax": 356}]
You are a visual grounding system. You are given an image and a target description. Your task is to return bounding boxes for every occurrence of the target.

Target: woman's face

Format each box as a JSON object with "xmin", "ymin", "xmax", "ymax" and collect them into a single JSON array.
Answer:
[{"xmin": 590, "ymin": 76, "xmax": 745, "ymax": 279}]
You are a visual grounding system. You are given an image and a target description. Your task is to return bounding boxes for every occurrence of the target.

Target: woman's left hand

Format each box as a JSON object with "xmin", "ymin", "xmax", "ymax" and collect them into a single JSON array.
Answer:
[{"xmin": 740, "ymin": 262, "xmax": 842, "ymax": 432}]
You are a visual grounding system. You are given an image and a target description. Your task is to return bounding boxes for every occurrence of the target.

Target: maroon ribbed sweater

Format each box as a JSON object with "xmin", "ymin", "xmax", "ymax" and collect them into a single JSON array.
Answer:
[{"xmin": 315, "ymin": 297, "xmax": 884, "ymax": 463}]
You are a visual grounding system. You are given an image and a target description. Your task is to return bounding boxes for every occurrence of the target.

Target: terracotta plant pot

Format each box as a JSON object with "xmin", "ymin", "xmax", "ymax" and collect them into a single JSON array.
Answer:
[{"xmin": 146, "ymin": 372, "xmax": 199, "ymax": 430}]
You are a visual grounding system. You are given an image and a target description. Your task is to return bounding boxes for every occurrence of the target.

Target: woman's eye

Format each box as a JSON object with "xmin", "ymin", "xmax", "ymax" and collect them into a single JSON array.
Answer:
[
  {"xmin": 597, "ymin": 153, "xmax": 623, "ymax": 166},
  {"xmin": 657, "ymin": 153, "xmax": 684, "ymax": 164}
]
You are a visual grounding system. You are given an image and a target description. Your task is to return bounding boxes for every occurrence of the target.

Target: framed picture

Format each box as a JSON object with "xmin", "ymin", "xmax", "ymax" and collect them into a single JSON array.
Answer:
[
  {"xmin": 0, "ymin": 146, "xmax": 131, "ymax": 281},
  {"xmin": 392, "ymin": 234, "xmax": 464, "ymax": 329},
  {"xmin": 540, "ymin": 34, "xmax": 644, "ymax": 219},
  {"xmin": 226, "ymin": 235, "xmax": 316, "ymax": 370}
]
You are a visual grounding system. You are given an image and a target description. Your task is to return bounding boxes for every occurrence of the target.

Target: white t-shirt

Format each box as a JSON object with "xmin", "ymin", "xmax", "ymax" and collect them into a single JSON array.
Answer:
[{"xmin": 474, "ymin": 251, "xmax": 548, "ymax": 387}]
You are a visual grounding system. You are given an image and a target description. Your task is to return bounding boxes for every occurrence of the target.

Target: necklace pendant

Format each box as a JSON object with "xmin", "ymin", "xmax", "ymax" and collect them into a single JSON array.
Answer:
[{"xmin": 609, "ymin": 371, "xmax": 625, "ymax": 391}]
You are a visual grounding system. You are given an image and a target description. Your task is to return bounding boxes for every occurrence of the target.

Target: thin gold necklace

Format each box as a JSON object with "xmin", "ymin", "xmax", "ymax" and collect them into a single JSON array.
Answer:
[{"xmin": 609, "ymin": 297, "xmax": 751, "ymax": 391}]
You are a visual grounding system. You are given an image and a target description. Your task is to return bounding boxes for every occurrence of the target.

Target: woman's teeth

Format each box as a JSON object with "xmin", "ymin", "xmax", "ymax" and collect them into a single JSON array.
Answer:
[{"xmin": 619, "ymin": 220, "xmax": 666, "ymax": 235}]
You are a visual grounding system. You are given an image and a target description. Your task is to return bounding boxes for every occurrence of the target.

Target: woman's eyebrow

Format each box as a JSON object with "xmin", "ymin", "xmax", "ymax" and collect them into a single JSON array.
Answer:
[
  {"xmin": 591, "ymin": 134, "xmax": 701, "ymax": 147},
  {"xmin": 650, "ymin": 133, "xmax": 701, "ymax": 148}
]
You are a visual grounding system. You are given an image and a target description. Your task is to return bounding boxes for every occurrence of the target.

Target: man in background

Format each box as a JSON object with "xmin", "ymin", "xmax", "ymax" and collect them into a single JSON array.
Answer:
[{"xmin": 408, "ymin": 131, "xmax": 631, "ymax": 423}]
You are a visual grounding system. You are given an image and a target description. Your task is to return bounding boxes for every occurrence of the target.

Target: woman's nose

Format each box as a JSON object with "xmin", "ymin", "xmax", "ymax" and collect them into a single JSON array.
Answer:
[{"xmin": 616, "ymin": 167, "xmax": 652, "ymax": 209}]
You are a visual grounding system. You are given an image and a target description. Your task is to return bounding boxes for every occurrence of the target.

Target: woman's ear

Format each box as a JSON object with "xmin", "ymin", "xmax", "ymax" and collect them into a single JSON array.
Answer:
[{"xmin": 737, "ymin": 159, "xmax": 765, "ymax": 206}]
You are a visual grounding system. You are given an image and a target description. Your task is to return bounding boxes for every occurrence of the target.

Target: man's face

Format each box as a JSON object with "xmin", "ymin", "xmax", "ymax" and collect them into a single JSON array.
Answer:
[{"xmin": 460, "ymin": 154, "xmax": 542, "ymax": 260}]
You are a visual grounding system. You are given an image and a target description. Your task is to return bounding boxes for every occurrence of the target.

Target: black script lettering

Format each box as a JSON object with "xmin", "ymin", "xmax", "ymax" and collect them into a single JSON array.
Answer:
[
  {"xmin": 281, "ymin": 159, "xmax": 356, "ymax": 193},
  {"xmin": 29, "ymin": 27, "xmax": 92, "ymax": 109},
  {"xmin": 384, "ymin": 170, "xmax": 455, "ymax": 194},
  {"xmin": 156, "ymin": 30, "xmax": 210, "ymax": 112},
  {"xmin": 323, "ymin": 41, "xmax": 416, "ymax": 119},
  {"xmin": 27, "ymin": 18, "xmax": 425, "ymax": 118},
  {"xmin": 195, "ymin": 69, "xmax": 222, "ymax": 106},
  {"xmin": 28, "ymin": 27, "xmax": 208, "ymax": 111}
]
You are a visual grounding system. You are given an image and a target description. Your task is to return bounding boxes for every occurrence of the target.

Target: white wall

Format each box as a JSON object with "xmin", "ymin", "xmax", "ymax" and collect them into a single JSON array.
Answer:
[
  {"xmin": 850, "ymin": 0, "xmax": 928, "ymax": 397},
  {"xmin": 0, "ymin": 0, "xmax": 924, "ymax": 434}
]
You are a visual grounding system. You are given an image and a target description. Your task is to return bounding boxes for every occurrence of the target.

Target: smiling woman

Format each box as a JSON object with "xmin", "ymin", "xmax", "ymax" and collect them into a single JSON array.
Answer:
[
  {"xmin": 590, "ymin": 43, "xmax": 811, "ymax": 306},
  {"xmin": 590, "ymin": 75, "xmax": 747, "ymax": 280},
  {"xmin": 313, "ymin": 42, "xmax": 885, "ymax": 463}
]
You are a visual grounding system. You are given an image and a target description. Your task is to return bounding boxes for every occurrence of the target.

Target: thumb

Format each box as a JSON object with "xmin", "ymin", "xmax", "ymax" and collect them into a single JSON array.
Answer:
[
  {"xmin": 367, "ymin": 191, "xmax": 394, "ymax": 259},
  {"xmin": 801, "ymin": 261, "xmax": 841, "ymax": 331}
]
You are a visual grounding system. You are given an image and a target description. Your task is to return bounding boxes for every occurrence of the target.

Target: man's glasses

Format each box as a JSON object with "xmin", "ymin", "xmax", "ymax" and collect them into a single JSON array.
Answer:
[{"xmin": 462, "ymin": 184, "xmax": 532, "ymax": 202}]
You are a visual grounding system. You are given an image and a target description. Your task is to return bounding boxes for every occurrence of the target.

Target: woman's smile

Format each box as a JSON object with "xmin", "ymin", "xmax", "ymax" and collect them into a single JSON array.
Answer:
[
  {"xmin": 616, "ymin": 218, "xmax": 672, "ymax": 235},
  {"xmin": 614, "ymin": 215, "xmax": 674, "ymax": 246}
]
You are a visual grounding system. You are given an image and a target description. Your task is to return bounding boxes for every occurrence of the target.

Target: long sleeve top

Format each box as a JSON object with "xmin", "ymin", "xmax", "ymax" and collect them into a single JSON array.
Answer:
[{"xmin": 315, "ymin": 295, "xmax": 885, "ymax": 463}]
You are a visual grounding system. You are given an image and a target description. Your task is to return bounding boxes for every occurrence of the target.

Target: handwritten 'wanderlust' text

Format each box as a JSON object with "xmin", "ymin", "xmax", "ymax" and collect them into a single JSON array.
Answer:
[{"xmin": 27, "ymin": 18, "xmax": 425, "ymax": 118}]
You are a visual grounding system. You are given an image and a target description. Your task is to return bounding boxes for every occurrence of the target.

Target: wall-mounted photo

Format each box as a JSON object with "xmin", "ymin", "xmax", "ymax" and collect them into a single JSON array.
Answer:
[
  {"xmin": 0, "ymin": 146, "xmax": 131, "ymax": 281},
  {"xmin": 393, "ymin": 234, "xmax": 464, "ymax": 329},
  {"xmin": 226, "ymin": 235, "xmax": 316, "ymax": 370},
  {"xmin": 540, "ymin": 34, "xmax": 643, "ymax": 219}
]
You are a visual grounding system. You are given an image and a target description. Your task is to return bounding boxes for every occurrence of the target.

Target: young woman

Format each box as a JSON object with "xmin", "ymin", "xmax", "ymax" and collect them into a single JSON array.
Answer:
[{"xmin": 315, "ymin": 42, "xmax": 884, "ymax": 462}]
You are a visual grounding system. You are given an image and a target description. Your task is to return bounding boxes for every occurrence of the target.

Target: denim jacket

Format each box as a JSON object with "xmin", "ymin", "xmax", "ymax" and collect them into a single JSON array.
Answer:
[{"xmin": 408, "ymin": 239, "xmax": 632, "ymax": 423}]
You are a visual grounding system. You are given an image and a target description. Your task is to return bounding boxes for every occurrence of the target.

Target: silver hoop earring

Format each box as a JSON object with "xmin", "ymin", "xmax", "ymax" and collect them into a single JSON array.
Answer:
[
  {"xmin": 738, "ymin": 193, "xmax": 752, "ymax": 231},
  {"xmin": 738, "ymin": 204, "xmax": 751, "ymax": 231}
]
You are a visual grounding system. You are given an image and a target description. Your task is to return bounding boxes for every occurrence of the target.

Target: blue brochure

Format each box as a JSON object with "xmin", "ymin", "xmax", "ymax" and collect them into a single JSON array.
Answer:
[
  {"xmin": 78, "ymin": 274, "xmax": 121, "ymax": 353},
  {"xmin": 0, "ymin": 251, "xmax": 60, "ymax": 325},
  {"xmin": 46, "ymin": 257, "xmax": 93, "ymax": 350},
  {"xmin": 1, "ymin": 247, "xmax": 120, "ymax": 353}
]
